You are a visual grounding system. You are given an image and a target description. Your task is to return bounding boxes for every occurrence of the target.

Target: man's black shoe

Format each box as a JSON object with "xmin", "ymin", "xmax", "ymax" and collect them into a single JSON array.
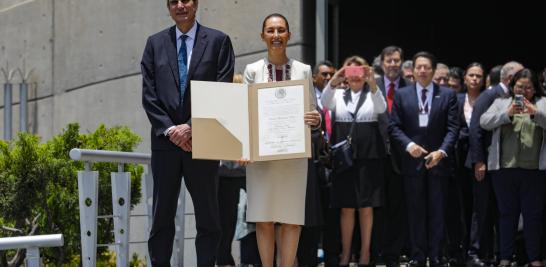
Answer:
[
  {"xmin": 386, "ymin": 260, "xmax": 401, "ymax": 267},
  {"xmin": 407, "ymin": 260, "xmax": 426, "ymax": 267},
  {"xmin": 467, "ymin": 258, "xmax": 487, "ymax": 267}
]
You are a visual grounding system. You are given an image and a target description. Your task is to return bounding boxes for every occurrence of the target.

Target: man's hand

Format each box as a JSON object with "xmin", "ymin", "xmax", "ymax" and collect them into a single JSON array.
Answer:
[
  {"xmin": 179, "ymin": 138, "xmax": 192, "ymax": 152},
  {"xmin": 236, "ymin": 157, "xmax": 252, "ymax": 166},
  {"xmin": 474, "ymin": 161, "xmax": 486, "ymax": 181},
  {"xmin": 424, "ymin": 150, "xmax": 444, "ymax": 169},
  {"xmin": 169, "ymin": 124, "xmax": 192, "ymax": 147},
  {"xmin": 304, "ymin": 110, "xmax": 321, "ymax": 127},
  {"xmin": 408, "ymin": 144, "xmax": 428, "ymax": 158}
]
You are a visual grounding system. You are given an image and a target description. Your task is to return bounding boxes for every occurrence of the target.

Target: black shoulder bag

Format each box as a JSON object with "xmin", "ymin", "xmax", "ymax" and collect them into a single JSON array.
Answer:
[{"xmin": 330, "ymin": 89, "xmax": 366, "ymax": 173}]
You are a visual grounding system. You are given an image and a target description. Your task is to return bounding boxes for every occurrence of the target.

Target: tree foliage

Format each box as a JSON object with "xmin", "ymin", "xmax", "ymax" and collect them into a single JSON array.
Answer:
[{"xmin": 0, "ymin": 123, "xmax": 143, "ymax": 266}]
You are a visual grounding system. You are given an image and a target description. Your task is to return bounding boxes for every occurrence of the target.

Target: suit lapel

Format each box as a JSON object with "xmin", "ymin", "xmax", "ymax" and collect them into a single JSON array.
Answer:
[
  {"xmin": 165, "ymin": 26, "xmax": 180, "ymax": 88},
  {"xmin": 188, "ymin": 24, "xmax": 208, "ymax": 79},
  {"xmin": 428, "ymin": 84, "xmax": 441, "ymax": 126}
]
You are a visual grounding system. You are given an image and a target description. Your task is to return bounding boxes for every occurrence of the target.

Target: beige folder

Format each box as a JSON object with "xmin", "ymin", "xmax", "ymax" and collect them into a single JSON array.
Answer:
[{"xmin": 191, "ymin": 80, "xmax": 311, "ymax": 161}]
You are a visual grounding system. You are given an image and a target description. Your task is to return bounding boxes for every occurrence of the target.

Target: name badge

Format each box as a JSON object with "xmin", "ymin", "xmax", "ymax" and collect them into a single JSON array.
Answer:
[{"xmin": 419, "ymin": 114, "xmax": 428, "ymax": 127}]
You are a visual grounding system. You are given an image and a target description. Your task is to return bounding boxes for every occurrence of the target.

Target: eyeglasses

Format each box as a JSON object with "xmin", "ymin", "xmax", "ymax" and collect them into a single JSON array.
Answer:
[
  {"xmin": 169, "ymin": 0, "xmax": 191, "ymax": 6},
  {"xmin": 514, "ymin": 84, "xmax": 534, "ymax": 91},
  {"xmin": 320, "ymin": 72, "xmax": 334, "ymax": 78}
]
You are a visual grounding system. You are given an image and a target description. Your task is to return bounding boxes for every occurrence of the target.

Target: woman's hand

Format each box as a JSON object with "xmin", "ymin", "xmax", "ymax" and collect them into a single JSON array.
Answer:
[
  {"xmin": 329, "ymin": 67, "xmax": 346, "ymax": 88},
  {"xmin": 364, "ymin": 66, "xmax": 378, "ymax": 93},
  {"xmin": 304, "ymin": 110, "xmax": 321, "ymax": 127},
  {"xmin": 507, "ymin": 102, "xmax": 523, "ymax": 116},
  {"xmin": 236, "ymin": 158, "xmax": 252, "ymax": 166},
  {"xmin": 523, "ymin": 98, "xmax": 537, "ymax": 115}
]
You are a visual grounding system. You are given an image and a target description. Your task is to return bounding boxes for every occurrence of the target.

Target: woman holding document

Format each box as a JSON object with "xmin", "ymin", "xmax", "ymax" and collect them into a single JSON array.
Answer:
[
  {"xmin": 241, "ymin": 13, "xmax": 321, "ymax": 267},
  {"xmin": 321, "ymin": 56, "xmax": 386, "ymax": 267}
]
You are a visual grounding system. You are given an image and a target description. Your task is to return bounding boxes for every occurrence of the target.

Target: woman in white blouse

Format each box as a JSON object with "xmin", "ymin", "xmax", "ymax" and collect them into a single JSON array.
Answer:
[
  {"xmin": 321, "ymin": 56, "xmax": 386, "ymax": 267},
  {"xmin": 240, "ymin": 13, "xmax": 321, "ymax": 267}
]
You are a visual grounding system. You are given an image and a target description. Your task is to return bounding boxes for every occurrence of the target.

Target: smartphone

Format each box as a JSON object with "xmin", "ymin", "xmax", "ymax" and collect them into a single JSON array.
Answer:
[
  {"xmin": 515, "ymin": 94, "xmax": 524, "ymax": 108},
  {"xmin": 345, "ymin": 66, "xmax": 364, "ymax": 78},
  {"xmin": 425, "ymin": 156, "xmax": 433, "ymax": 165}
]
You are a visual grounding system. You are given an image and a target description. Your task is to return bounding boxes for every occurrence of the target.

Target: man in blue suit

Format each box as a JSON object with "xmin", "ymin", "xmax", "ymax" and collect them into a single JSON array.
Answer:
[
  {"xmin": 141, "ymin": 0, "xmax": 235, "ymax": 266},
  {"xmin": 389, "ymin": 51, "xmax": 459, "ymax": 267}
]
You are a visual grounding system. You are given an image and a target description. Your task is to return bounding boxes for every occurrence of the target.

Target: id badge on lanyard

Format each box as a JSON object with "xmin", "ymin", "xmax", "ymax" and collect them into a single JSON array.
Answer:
[{"xmin": 418, "ymin": 100, "xmax": 429, "ymax": 128}]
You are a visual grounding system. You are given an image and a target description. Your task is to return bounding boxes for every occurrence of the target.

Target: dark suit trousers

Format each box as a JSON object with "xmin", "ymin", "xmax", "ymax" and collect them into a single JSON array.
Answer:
[
  {"xmin": 372, "ymin": 155, "xmax": 407, "ymax": 262},
  {"xmin": 403, "ymin": 170, "xmax": 448, "ymax": 262},
  {"xmin": 216, "ymin": 176, "xmax": 245, "ymax": 265},
  {"xmin": 445, "ymin": 165, "xmax": 472, "ymax": 259},
  {"xmin": 467, "ymin": 173, "xmax": 497, "ymax": 260},
  {"xmin": 491, "ymin": 169, "xmax": 546, "ymax": 262},
  {"xmin": 148, "ymin": 149, "xmax": 221, "ymax": 267}
]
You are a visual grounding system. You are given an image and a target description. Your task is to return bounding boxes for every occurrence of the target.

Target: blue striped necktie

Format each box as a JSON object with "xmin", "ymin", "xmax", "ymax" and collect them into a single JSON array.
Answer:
[{"xmin": 178, "ymin": 35, "xmax": 188, "ymax": 104}]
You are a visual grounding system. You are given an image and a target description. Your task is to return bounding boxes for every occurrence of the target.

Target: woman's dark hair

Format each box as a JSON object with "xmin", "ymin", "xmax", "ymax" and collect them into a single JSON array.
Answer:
[
  {"xmin": 508, "ymin": 68, "xmax": 544, "ymax": 97},
  {"xmin": 262, "ymin": 13, "xmax": 290, "ymax": 33},
  {"xmin": 463, "ymin": 62, "xmax": 485, "ymax": 92}
]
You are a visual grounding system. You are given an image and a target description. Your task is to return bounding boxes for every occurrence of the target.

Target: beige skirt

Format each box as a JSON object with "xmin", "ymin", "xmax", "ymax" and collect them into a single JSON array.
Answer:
[{"xmin": 245, "ymin": 158, "xmax": 308, "ymax": 225}]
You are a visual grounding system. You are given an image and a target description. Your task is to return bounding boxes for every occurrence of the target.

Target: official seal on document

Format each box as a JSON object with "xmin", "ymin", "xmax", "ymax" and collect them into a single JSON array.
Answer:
[{"xmin": 275, "ymin": 88, "xmax": 286, "ymax": 99}]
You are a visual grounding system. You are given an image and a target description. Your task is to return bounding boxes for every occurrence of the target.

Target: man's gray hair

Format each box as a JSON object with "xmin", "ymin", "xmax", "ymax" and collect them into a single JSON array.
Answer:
[
  {"xmin": 402, "ymin": 60, "xmax": 413, "ymax": 70},
  {"xmin": 500, "ymin": 61, "xmax": 523, "ymax": 81}
]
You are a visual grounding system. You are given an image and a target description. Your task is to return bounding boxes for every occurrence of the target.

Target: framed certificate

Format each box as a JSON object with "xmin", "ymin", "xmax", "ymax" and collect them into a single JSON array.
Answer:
[{"xmin": 191, "ymin": 79, "xmax": 312, "ymax": 161}]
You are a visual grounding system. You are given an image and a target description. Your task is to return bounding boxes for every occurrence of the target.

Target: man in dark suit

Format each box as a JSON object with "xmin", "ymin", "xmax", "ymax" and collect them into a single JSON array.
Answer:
[
  {"xmin": 389, "ymin": 51, "xmax": 459, "ymax": 267},
  {"xmin": 141, "ymin": 0, "xmax": 235, "ymax": 266},
  {"xmin": 373, "ymin": 45, "xmax": 410, "ymax": 267},
  {"xmin": 467, "ymin": 61, "xmax": 523, "ymax": 267}
]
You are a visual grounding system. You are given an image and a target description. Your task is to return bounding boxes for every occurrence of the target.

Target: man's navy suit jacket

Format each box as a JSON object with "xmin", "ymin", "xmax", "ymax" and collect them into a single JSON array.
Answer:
[
  {"xmin": 468, "ymin": 84, "xmax": 506, "ymax": 165},
  {"xmin": 389, "ymin": 83, "xmax": 459, "ymax": 176},
  {"xmin": 142, "ymin": 24, "xmax": 235, "ymax": 150}
]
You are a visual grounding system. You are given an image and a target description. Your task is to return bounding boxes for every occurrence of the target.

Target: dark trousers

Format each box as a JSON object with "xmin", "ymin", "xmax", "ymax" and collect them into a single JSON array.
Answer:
[
  {"xmin": 372, "ymin": 155, "xmax": 407, "ymax": 263},
  {"xmin": 148, "ymin": 150, "xmax": 221, "ymax": 267},
  {"xmin": 323, "ymin": 186, "xmax": 341, "ymax": 266},
  {"xmin": 240, "ymin": 232, "xmax": 262, "ymax": 265},
  {"xmin": 467, "ymin": 173, "xmax": 497, "ymax": 261},
  {"xmin": 491, "ymin": 168, "xmax": 546, "ymax": 262},
  {"xmin": 216, "ymin": 176, "xmax": 246, "ymax": 265},
  {"xmin": 298, "ymin": 226, "xmax": 321, "ymax": 266},
  {"xmin": 404, "ymin": 171, "xmax": 448, "ymax": 262},
  {"xmin": 445, "ymin": 166, "xmax": 473, "ymax": 261}
]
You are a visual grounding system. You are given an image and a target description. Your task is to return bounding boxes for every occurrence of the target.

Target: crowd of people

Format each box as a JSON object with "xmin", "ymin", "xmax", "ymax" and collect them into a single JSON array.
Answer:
[{"xmin": 142, "ymin": 1, "xmax": 546, "ymax": 266}]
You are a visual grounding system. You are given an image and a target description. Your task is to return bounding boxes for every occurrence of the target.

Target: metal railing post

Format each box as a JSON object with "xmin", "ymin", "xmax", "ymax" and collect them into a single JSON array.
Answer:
[
  {"xmin": 111, "ymin": 163, "xmax": 131, "ymax": 267},
  {"xmin": 142, "ymin": 165, "xmax": 153, "ymax": 267},
  {"xmin": 77, "ymin": 164, "xmax": 99, "ymax": 267}
]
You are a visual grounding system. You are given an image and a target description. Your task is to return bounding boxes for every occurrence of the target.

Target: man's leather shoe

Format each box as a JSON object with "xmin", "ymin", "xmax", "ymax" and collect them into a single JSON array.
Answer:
[
  {"xmin": 386, "ymin": 260, "xmax": 401, "ymax": 267},
  {"xmin": 467, "ymin": 258, "xmax": 486, "ymax": 267},
  {"xmin": 430, "ymin": 259, "xmax": 449, "ymax": 267},
  {"xmin": 407, "ymin": 260, "xmax": 426, "ymax": 267}
]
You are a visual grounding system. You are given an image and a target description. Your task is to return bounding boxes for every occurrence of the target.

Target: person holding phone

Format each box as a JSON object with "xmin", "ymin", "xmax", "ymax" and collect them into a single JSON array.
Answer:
[
  {"xmin": 480, "ymin": 68, "xmax": 546, "ymax": 267},
  {"xmin": 321, "ymin": 55, "xmax": 386, "ymax": 267}
]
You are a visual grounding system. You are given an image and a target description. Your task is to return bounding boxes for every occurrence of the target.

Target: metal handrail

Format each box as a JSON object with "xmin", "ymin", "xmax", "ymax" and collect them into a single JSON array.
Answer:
[
  {"xmin": 69, "ymin": 148, "xmax": 150, "ymax": 165},
  {"xmin": 0, "ymin": 234, "xmax": 63, "ymax": 250}
]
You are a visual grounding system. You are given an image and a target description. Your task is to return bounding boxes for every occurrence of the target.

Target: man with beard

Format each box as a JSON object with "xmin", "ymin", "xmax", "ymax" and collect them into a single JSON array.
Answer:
[{"xmin": 373, "ymin": 45, "xmax": 411, "ymax": 267}]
